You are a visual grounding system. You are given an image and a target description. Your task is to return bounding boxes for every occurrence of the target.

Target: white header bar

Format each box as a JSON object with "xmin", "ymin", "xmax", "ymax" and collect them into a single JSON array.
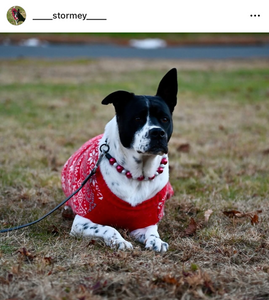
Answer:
[{"xmin": 1, "ymin": 0, "xmax": 268, "ymax": 32}]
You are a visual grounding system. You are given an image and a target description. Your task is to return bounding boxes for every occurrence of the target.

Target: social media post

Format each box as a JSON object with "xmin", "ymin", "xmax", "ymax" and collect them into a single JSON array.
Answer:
[{"xmin": 0, "ymin": 1, "xmax": 269, "ymax": 300}]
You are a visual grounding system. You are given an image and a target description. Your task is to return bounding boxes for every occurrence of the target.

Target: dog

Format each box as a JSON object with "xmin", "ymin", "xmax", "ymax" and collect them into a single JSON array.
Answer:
[
  {"xmin": 11, "ymin": 8, "xmax": 25, "ymax": 25},
  {"xmin": 61, "ymin": 68, "xmax": 177, "ymax": 252},
  {"xmin": 14, "ymin": 9, "xmax": 20, "ymax": 21}
]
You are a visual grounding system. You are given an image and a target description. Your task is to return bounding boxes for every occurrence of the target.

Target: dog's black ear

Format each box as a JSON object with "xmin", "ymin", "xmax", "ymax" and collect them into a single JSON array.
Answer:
[
  {"xmin": 102, "ymin": 90, "xmax": 134, "ymax": 111},
  {"xmin": 156, "ymin": 68, "xmax": 178, "ymax": 113}
]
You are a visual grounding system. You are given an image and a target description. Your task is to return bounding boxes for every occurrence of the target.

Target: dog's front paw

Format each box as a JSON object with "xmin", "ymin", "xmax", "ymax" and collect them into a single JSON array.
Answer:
[
  {"xmin": 145, "ymin": 234, "xmax": 169, "ymax": 253},
  {"xmin": 106, "ymin": 234, "xmax": 133, "ymax": 250},
  {"xmin": 117, "ymin": 240, "xmax": 133, "ymax": 250}
]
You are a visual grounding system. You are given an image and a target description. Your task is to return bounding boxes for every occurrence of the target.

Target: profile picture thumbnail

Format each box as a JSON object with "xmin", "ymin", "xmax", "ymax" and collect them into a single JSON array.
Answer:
[{"xmin": 7, "ymin": 6, "xmax": 26, "ymax": 26}]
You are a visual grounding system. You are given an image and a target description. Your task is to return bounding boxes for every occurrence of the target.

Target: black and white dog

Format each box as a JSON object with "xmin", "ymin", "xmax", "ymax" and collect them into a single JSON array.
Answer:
[
  {"xmin": 62, "ymin": 68, "xmax": 177, "ymax": 252},
  {"xmin": 14, "ymin": 9, "xmax": 20, "ymax": 21}
]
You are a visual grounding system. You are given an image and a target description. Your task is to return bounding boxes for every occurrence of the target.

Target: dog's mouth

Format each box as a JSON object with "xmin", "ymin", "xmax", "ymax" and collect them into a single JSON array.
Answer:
[{"xmin": 137, "ymin": 144, "xmax": 168, "ymax": 156}]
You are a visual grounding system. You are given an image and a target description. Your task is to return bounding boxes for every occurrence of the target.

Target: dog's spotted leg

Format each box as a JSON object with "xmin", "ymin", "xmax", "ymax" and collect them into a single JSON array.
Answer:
[
  {"xmin": 130, "ymin": 225, "xmax": 169, "ymax": 253},
  {"xmin": 71, "ymin": 215, "xmax": 133, "ymax": 250}
]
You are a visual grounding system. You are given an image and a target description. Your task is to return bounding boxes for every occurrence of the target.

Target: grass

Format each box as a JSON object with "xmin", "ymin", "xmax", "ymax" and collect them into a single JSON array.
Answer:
[{"xmin": 0, "ymin": 57, "xmax": 269, "ymax": 299}]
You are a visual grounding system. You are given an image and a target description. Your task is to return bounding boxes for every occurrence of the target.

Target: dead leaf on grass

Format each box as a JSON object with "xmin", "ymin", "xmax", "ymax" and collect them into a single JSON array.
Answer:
[
  {"xmin": 78, "ymin": 283, "xmax": 88, "ymax": 294},
  {"xmin": 116, "ymin": 251, "xmax": 128, "ymax": 259},
  {"xmin": 223, "ymin": 210, "xmax": 242, "ymax": 218},
  {"xmin": 0, "ymin": 276, "xmax": 10, "ymax": 285},
  {"xmin": 181, "ymin": 217, "xmax": 197, "ymax": 237},
  {"xmin": 162, "ymin": 274, "xmax": 179, "ymax": 285},
  {"xmin": 8, "ymin": 273, "xmax": 13, "ymax": 282},
  {"xmin": 91, "ymin": 280, "xmax": 108, "ymax": 295},
  {"xmin": 204, "ymin": 209, "xmax": 213, "ymax": 223},
  {"xmin": 11, "ymin": 264, "xmax": 21, "ymax": 275},
  {"xmin": 183, "ymin": 269, "xmax": 215, "ymax": 294},
  {"xmin": 44, "ymin": 256, "xmax": 54, "ymax": 265},
  {"xmin": 184, "ymin": 271, "xmax": 204, "ymax": 287},
  {"xmin": 153, "ymin": 274, "xmax": 182, "ymax": 288},
  {"xmin": 87, "ymin": 240, "xmax": 96, "ymax": 246},
  {"xmin": 177, "ymin": 143, "xmax": 191, "ymax": 153},
  {"xmin": 17, "ymin": 247, "xmax": 35, "ymax": 262},
  {"xmin": 41, "ymin": 256, "xmax": 54, "ymax": 275},
  {"xmin": 47, "ymin": 225, "xmax": 59, "ymax": 235},
  {"xmin": 262, "ymin": 148, "xmax": 269, "ymax": 155},
  {"xmin": 250, "ymin": 214, "xmax": 259, "ymax": 225},
  {"xmin": 61, "ymin": 206, "xmax": 75, "ymax": 220},
  {"xmin": 223, "ymin": 210, "xmax": 262, "ymax": 225}
]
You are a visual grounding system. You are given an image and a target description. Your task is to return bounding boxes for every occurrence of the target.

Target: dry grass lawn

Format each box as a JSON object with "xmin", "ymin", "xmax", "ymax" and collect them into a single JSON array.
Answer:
[{"xmin": 0, "ymin": 58, "xmax": 269, "ymax": 300}]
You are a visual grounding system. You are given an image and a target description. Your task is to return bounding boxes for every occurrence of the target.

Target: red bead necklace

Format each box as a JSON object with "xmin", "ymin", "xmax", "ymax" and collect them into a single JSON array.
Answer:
[{"xmin": 105, "ymin": 153, "xmax": 168, "ymax": 181}]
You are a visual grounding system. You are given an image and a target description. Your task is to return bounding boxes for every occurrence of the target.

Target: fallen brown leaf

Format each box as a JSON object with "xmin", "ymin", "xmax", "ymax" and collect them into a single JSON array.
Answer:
[
  {"xmin": 47, "ymin": 225, "xmax": 59, "ymax": 235},
  {"xmin": 17, "ymin": 248, "xmax": 35, "ymax": 262},
  {"xmin": 11, "ymin": 264, "xmax": 21, "ymax": 275},
  {"xmin": 0, "ymin": 276, "xmax": 10, "ymax": 285},
  {"xmin": 87, "ymin": 240, "xmax": 96, "ymax": 246},
  {"xmin": 183, "ymin": 269, "xmax": 215, "ymax": 293},
  {"xmin": 185, "ymin": 271, "xmax": 204, "ymax": 287},
  {"xmin": 61, "ymin": 206, "xmax": 75, "ymax": 220},
  {"xmin": 204, "ymin": 209, "xmax": 213, "ymax": 223},
  {"xmin": 262, "ymin": 148, "xmax": 269, "ymax": 155},
  {"xmin": 251, "ymin": 214, "xmax": 259, "ymax": 225},
  {"xmin": 181, "ymin": 217, "xmax": 197, "ymax": 237},
  {"xmin": 223, "ymin": 210, "xmax": 242, "ymax": 218},
  {"xmin": 177, "ymin": 143, "xmax": 191, "ymax": 153},
  {"xmin": 8, "ymin": 273, "xmax": 13, "ymax": 282},
  {"xmin": 162, "ymin": 274, "xmax": 178, "ymax": 285},
  {"xmin": 223, "ymin": 210, "xmax": 262, "ymax": 225},
  {"xmin": 44, "ymin": 256, "xmax": 54, "ymax": 265}
]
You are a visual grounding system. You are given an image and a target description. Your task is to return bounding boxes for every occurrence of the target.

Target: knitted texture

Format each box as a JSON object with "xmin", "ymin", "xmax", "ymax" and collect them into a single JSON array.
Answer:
[
  {"xmin": 61, "ymin": 134, "xmax": 173, "ymax": 231},
  {"xmin": 12, "ymin": 8, "xmax": 18, "ymax": 20}
]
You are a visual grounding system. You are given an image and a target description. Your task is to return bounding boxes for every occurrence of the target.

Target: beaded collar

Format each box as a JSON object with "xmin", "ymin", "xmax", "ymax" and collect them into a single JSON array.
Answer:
[{"xmin": 104, "ymin": 152, "xmax": 168, "ymax": 181}]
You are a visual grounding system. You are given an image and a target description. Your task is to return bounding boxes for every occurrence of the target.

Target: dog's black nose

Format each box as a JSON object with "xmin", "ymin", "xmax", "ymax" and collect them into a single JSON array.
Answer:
[{"xmin": 149, "ymin": 128, "xmax": 166, "ymax": 139}]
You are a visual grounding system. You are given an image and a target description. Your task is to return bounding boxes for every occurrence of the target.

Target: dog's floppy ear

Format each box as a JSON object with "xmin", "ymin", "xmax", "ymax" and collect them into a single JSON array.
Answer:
[
  {"xmin": 156, "ymin": 68, "xmax": 178, "ymax": 113},
  {"xmin": 102, "ymin": 90, "xmax": 134, "ymax": 113},
  {"xmin": 102, "ymin": 90, "xmax": 134, "ymax": 106}
]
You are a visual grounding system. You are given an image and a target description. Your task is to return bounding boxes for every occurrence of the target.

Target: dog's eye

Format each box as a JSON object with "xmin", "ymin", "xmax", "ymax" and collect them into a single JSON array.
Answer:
[
  {"xmin": 135, "ymin": 117, "xmax": 141, "ymax": 122},
  {"xmin": 161, "ymin": 117, "xmax": 169, "ymax": 123}
]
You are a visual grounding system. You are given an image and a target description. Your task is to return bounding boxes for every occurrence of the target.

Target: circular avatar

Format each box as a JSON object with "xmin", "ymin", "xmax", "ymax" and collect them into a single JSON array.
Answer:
[{"xmin": 7, "ymin": 6, "xmax": 26, "ymax": 26}]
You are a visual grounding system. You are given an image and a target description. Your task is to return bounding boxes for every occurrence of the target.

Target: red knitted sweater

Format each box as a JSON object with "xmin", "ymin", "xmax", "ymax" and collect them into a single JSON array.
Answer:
[
  {"xmin": 61, "ymin": 134, "xmax": 173, "ymax": 232},
  {"xmin": 12, "ymin": 8, "xmax": 18, "ymax": 20}
]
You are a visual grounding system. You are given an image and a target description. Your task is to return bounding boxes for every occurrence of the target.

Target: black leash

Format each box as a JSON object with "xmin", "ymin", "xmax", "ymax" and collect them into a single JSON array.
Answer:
[{"xmin": 0, "ymin": 143, "xmax": 110, "ymax": 233}]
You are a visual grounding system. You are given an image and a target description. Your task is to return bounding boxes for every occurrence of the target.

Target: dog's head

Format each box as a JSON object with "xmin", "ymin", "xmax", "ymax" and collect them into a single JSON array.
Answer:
[{"xmin": 102, "ymin": 68, "xmax": 177, "ymax": 155}]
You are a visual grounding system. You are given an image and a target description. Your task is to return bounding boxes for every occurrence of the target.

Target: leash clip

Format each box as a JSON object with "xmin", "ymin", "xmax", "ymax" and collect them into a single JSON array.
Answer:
[{"xmin": 99, "ymin": 143, "xmax": 110, "ymax": 154}]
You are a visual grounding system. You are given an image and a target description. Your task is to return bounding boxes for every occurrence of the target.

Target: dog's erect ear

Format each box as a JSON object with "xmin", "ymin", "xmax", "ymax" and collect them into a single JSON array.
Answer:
[
  {"xmin": 156, "ymin": 68, "xmax": 178, "ymax": 113},
  {"xmin": 102, "ymin": 91, "xmax": 134, "ymax": 112}
]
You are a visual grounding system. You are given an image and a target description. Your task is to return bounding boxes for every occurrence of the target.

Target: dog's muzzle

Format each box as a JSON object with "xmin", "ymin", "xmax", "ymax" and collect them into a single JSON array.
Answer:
[{"xmin": 146, "ymin": 128, "xmax": 168, "ymax": 155}]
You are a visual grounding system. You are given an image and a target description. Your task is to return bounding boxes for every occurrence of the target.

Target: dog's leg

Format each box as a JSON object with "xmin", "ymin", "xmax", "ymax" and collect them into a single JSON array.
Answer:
[
  {"xmin": 130, "ymin": 225, "xmax": 169, "ymax": 252},
  {"xmin": 71, "ymin": 215, "xmax": 133, "ymax": 250}
]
